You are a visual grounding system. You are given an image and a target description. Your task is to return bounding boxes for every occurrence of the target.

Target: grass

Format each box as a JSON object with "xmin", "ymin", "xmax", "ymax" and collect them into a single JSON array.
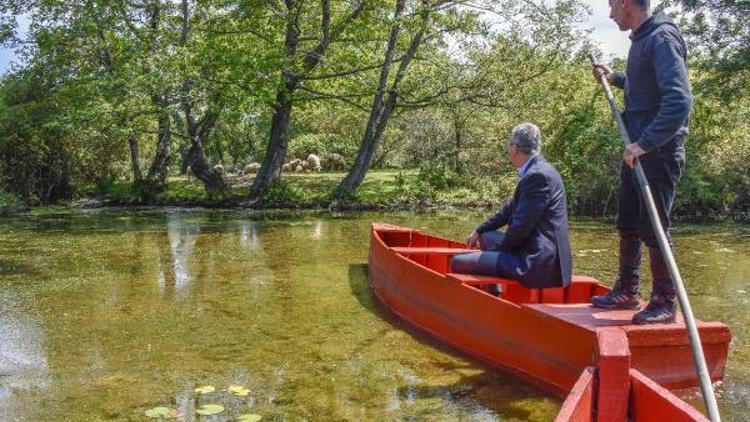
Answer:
[{"xmin": 88, "ymin": 170, "xmax": 514, "ymax": 210}]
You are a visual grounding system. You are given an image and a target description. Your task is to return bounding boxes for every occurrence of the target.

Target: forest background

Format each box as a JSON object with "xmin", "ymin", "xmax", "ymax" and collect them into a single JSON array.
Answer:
[{"xmin": 0, "ymin": 0, "xmax": 747, "ymax": 218}]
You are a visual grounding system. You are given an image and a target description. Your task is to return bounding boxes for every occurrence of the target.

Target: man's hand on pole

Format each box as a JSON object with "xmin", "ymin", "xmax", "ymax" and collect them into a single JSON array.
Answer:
[
  {"xmin": 623, "ymin": 143, "xmax": 646, "ymax": 168},
  {"xmin": 592, "ymin": 63, "xmax": 613, "ymax": 84}
]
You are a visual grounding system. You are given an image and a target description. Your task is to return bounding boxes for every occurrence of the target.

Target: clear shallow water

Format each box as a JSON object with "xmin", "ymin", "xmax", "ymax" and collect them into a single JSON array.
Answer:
[{"xmin": 0, "ymin": 209, "xmax": 747, "ymax": 421}]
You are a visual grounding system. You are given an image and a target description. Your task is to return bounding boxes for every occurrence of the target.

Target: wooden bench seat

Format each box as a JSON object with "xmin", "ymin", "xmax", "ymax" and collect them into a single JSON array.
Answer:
[
  {"xmin": 391, "ymin": 246, "xmax": 476, "ymax": 254},
  {"xmin": 447, "ymin": 273, "xmax": 608, "ymax": 305}
]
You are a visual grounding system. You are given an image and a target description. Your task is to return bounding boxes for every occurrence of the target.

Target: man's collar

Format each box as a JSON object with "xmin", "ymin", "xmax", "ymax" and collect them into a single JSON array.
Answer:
[{"xmin": 518, "ymin": 154, "xmax": 537, "ymax": 178}]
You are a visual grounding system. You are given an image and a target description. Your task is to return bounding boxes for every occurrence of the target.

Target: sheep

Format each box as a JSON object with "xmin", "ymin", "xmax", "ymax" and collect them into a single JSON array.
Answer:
[
  {"xmin": 283, "ymin": 158, "xmax": 302, "ymax": 172},
  {"xmin": 295, "ymin": 164, "xmax": 305, "ymax": 172},
  {"xmin": 244, "ymin": 162, "xmax": 261, "ymax": 174},
  {"xmin": 322, "ymin": 153, "xmax": 346, "ymax": 171},
  {"xmin": 306, "ymin": 154, "xmax": 321, "ymax": 172},
  {"xmin": 213, "ymin": 163, "xmax": 224, "ymax": 175}
]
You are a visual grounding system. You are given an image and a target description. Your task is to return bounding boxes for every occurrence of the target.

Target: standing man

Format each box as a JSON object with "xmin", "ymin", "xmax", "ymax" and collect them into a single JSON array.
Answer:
[
  {"xmin": 590, "ymin": 0, "xmax": 692, "ymax": 324},
  {"xmin": 451, "ymin": 123, "xmax": 572, "ymax": 290}
]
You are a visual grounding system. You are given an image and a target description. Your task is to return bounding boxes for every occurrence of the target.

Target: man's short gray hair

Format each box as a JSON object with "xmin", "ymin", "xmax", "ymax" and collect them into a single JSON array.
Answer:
[{"xmin": 509, "ymin": 123, "xmax": 541, "ymax": 154}]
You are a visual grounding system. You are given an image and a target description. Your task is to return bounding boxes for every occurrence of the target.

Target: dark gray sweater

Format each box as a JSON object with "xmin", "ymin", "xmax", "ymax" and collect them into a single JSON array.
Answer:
[{"xmin": 611, "ymin": 12, "xmax": 693, "ymax": 153}]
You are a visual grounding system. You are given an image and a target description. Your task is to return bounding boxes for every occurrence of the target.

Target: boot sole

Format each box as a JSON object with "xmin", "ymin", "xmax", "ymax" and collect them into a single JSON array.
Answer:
[
  {"xmin": 632, "ymin": 316, "xmax": 676, "ymax": 325},
  {"xmin": 591, "ymin": 301, "xmax": 641, "ymax": 311}
]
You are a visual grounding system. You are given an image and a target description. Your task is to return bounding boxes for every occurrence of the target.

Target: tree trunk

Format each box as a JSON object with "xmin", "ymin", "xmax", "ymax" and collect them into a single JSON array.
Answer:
[
  {"xmin": 337, "ymin": 92, "xmax": 399, "ymax": 198},
  {"xmin": 453, "ymin": 115, "xmax": 463, "ymax": 175},
  {"xmin": 249, "ymin": 88, "xmax": 294, "ymax": 198},
  {"xmin": 249, "ymin": 0, "xmax": 300, "ymax": 199},
  {"xmin": 185, "ymin": 110, "xmax": 225, "ymax": 193},
  {"xmin": 187, "ymin": 141, "xmax": 224, "ymax": 192},
  {"xmin": 128, "ymin": 130, "xmax": 143, "ymax": 185},
  {"xmin": 173, "ymin": 112, "xmax": 189, "ymax": 175},
  {"xmin": 336, "ymin": 0, "xmax": 422, "ymax": 198},
  {"xmin": 145, "ymin": 97, "xmax": 172, "ymax": 191}
]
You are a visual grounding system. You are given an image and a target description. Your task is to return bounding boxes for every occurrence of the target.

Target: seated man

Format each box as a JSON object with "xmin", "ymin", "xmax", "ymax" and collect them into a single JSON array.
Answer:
[{"xmin": 451, "ymin": 123, "xmax": 572, "ymax": 290}]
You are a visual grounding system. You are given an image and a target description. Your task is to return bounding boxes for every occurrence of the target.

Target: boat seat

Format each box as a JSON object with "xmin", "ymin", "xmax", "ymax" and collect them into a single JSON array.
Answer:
[
  {"xmin": 447, "ymin": 273, "xmax": 608, "ymax": 305},
  {"xmin": 447, "ymin": 273, "xmax": 542, "ymax": 303},
  {"xmin": 392, "ymin": 247, "xmax": 476, "ymax": 274},
  {"xmin": 391, "ymin": 247, "xmax": 476, "ymax": 254}
]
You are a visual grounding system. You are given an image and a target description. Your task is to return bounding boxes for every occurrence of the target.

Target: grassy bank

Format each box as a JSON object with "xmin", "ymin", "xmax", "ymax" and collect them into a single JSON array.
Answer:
[
  {"xmin": 6, "ymin": 170, "xmax": 746, "ymax": 221},
  {"xmin": 84, "ymin": 170, "xmax": 516, "ymax": 210}
]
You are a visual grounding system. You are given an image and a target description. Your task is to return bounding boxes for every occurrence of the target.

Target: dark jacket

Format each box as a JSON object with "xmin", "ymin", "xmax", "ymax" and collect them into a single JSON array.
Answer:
[
  {"xmin": 611, "ymin": 12, "xmax": 692, "ymax": 154},
  {"xmin": 476, "ymin": 155, "xmax": 572, "ymax": 288}
]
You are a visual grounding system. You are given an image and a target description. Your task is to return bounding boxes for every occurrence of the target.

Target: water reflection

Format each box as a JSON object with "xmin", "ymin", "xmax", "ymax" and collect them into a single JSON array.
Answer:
[
  {"xmin": 240, "ymin": 221, "xmax": 260, "ymax": 250},
  {"xmin": 0, "ymin": 309, "xmax": 50, "ymax": 419},
  {"xmin": 311, "ymin": 219, "xmax": 323, "ymax": 240},
  {"xmin": 158, "ymin": 212, "xmax": 199, "ymax": 297}
]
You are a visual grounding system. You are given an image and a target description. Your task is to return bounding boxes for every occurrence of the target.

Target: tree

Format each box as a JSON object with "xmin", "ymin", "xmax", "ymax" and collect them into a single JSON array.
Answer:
[
  {"xmin": 668, "ymin": 0, "xmax": 750, "ymax": 97},
  {"xmin": 336, "ymin": 0, "xmax": 588, "ymax": 197},
  {"xmin": 248, "ymin": 0, "xmax": 371, "ymax": 199}
]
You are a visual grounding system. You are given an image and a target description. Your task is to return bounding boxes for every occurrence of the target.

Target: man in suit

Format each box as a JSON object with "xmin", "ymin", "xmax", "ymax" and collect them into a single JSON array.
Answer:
[{"xmin": 451, "ymin": 123, "xmax": 572, "ymax": 290}]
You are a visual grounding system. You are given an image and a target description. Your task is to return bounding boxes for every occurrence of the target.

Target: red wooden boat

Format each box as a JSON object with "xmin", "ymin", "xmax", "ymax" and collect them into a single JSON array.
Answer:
[{"xmin": 368, "ymin": 223, "xmax": 731, "ymax": 421}]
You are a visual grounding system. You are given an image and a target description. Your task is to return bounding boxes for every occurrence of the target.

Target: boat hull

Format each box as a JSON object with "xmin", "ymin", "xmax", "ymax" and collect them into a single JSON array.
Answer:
[{"xmin": 368, "ymin": 223, "xmax": 730, "ymax": 395}]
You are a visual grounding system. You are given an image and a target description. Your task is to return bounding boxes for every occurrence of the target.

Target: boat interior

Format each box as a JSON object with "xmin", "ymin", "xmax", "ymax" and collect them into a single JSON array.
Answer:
[{"xmin": 377, "ymin": 228, "xmax": 610, "ymax": 306}]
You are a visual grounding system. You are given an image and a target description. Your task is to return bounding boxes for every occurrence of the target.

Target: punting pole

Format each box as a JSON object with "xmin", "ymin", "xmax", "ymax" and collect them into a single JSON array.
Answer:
[{"xmin": 589, "ymin": 52, "xmax": 721, "ymax": 422}]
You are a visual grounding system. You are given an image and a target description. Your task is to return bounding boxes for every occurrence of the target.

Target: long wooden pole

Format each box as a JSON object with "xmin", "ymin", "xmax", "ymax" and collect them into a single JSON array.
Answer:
[{"xmin": 589, "ymin": 53, "xmax": 721, "ymax": 422}]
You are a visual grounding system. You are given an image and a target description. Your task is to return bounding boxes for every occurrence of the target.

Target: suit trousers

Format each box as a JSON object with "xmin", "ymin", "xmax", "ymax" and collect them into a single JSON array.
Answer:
[{"xmin": 450, "ymin": 231, "xmax": 513, "ymax": 276}]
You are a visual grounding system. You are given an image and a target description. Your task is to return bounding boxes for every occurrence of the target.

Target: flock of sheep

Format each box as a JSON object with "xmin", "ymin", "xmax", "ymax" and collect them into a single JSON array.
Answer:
[{"xmin": 206, "ymin": 153, "xmax": 347, "ymax": 178}]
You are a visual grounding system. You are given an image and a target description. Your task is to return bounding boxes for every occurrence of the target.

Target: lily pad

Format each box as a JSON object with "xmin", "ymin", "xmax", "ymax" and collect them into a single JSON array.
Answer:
[
  {"xmin": 228, "ymin": 385, "xmax": 250, "ymax": 397},
  {"xmin": 196, "ymin": 403, "xmax": 225, "ymax": 416},
  {"xmin": 238, "ymin": 414, "xmax": 263, "ymax": 422},
  {"xmin": 195, "ymin": 385, "xmax": 216, "ymax": 394},
  {"xmin": 145, "ymin": 406, "xmax": 176, "ymax": 418}
]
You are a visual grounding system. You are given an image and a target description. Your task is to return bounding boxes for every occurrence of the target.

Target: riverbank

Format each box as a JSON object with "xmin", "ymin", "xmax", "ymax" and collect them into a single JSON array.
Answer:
[
  {"xmin": 76, "ymin": 170, "xmax": 515, "ymax": 211},
  {"xmin": 2, "ymin": 170, "xmax": 747, "ymax": 221}
]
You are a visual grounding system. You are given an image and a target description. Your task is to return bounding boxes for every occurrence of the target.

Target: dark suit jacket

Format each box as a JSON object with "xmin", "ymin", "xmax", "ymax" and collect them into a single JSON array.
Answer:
[{"xmin": 475, "ymin": 155, "xmax": 572, "ymax": 288}]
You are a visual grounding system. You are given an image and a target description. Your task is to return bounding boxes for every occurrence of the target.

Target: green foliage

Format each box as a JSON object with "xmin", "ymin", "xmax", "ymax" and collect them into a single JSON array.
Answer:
[
  {"xmin": 0, "ymin": 188, "xmax": 21, "ymax": 209},
  {"xmin": 288, "ymin": 133, "xmax": 331, "ymax": 160},
  {"xmin": 0, "ymin": 0, "xmax": 747, "ymax": 217},
  {"xmin": 0, "ymin": 72, "xmax": 74, "ymax": 204},
  {"xmin": 261, "ymin": 180, "xmax": 304, "ymax": 204},
  {"xmin": 417, "ymin": 161, "xmax": 463, "ymax": 191},
  {"xmin": 669, "ymin": 0, "xmax": 750, "ymax": 97}
]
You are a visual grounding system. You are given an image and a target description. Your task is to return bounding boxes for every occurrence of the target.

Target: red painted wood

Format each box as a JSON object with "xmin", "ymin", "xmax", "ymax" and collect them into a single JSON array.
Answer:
[
  {"xmin": 556, "ymin": 367, "xmax": 595, "ymax": 422},
  {"xmin": 368, "ymin": 223, "xmax": 731, "ymax": 420},
  {"xmin": 596, "ymin": 328, "xmax": 631, "ymax": 422},
  {"xmin": 629, "ymin": 369, "xmax": 710, "ymax": 421},
  {"xmin": 391, "ymin": 246, "xmax": 476, "ymax": 254}
]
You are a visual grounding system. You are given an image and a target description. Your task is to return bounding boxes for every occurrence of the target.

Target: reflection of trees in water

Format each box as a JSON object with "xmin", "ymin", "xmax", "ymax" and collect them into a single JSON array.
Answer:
[
  {"xmin": 154, "ymin": 212, "xmax": 199, "ymax": 298},
  {"xmin": 311, "ymin": 219, "xmax": 323, "ymax": 240},
  {"xmin": 168, "ymin": 213, "xmax": 198, "ymax": 294},
  {"xmin": 0, "ymin": 310, "xmax": 50, "ymax": 418},
  {"xmin": 240, "ymin": 220, "xmax": 260, "ymax": 250}
]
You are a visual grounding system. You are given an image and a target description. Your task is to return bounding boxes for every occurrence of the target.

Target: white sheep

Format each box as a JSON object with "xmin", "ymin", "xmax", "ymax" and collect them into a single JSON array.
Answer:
[
  {"xmin": 306, "ymin": 154, "xmax": 321, "ymax": 172},
  {"xmin": 213, "ymin": 163, "xmax": 224, "ymax": 175},
  {"xmin": 244, "ymin": 162, "xmax": 261, "ymax": 174},
  {"xmin": 283, "ymin": 158, "xmax": 302, "ymax": 172},
  {"xmin": 322, "ymin": 153, "xmax": 346, "ymax": 171}
]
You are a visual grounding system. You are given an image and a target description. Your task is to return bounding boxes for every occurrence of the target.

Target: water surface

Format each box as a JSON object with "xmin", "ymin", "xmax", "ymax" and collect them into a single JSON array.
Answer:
[{"xmin": 0, "ymin": 209, "xmax": 747, "ymax": 421}]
